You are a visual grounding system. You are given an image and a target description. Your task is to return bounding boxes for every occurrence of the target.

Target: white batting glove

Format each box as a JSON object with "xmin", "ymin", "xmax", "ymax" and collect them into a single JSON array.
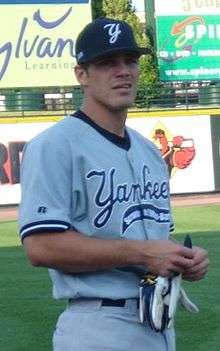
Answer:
[{"xmin": 139, "ymin": 273, "xmax": 199, "ymax": 332}]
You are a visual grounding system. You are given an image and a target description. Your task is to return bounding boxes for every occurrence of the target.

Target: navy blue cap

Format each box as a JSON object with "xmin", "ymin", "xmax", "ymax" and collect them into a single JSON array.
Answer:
[{"xmin": 75, "ymin": 17, "xmax": 151, "ymax": 64}]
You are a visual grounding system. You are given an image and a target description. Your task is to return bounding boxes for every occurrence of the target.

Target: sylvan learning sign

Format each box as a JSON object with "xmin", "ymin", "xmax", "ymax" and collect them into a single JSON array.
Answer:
[
  {"xmin": 0, "ymin": 0, "xmax": 91, "ymax": 88},
  {"xmin": 155, "ymin": 0, "xmax": 220, "ymax": 81}
]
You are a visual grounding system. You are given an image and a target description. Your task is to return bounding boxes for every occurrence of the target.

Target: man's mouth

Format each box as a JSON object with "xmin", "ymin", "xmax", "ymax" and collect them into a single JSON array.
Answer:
[{"xmin": 112, "ymin": 83, "xmax": 132, "ymax": 90}]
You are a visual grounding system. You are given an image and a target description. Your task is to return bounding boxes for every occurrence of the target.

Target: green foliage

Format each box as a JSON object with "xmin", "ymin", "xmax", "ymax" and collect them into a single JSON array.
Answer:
[
  {"xmin": 135, "ymin": 54, "xmax": 160, "ymax": 108},
  {"xmin": 91, "ymin": 0, "xmax": 105, "ymax": 19},
  {"xmin": 102, "ymin": 0, "xmax": 133, "ymax": 18}
]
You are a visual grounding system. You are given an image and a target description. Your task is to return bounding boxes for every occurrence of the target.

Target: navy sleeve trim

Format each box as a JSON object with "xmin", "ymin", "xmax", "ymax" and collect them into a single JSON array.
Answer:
[{"xmin": 20, "ymin": 220, "xmax": 71, "ymax": 240}]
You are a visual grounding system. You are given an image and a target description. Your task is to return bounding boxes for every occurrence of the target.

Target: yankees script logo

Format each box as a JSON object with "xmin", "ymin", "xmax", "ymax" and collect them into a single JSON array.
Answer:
[
  {"xmin": 86, "ymin": 166, "xmax": 170, "ymax": 233},
  {"xmin": 104, "ymin": 23, "xmax": 122, "ymax": 44}
]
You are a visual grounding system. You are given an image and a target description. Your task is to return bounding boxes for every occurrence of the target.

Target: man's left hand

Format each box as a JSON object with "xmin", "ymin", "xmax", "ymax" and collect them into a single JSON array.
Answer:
[{"xmin": 182, "ymin": 246, "xmax": 209, "ymax": 281}]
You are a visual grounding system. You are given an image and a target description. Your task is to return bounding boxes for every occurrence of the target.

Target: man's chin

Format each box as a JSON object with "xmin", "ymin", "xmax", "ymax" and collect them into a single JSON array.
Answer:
[{"xmin": 110, "ymin": 99, "xmax": 135, "ymax": 111}]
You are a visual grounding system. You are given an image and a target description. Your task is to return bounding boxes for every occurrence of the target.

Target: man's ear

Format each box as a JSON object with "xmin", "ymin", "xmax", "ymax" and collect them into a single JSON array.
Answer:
[{"xmin": 74, "ymin": 65, "xmax": 89, "ymax": 87}]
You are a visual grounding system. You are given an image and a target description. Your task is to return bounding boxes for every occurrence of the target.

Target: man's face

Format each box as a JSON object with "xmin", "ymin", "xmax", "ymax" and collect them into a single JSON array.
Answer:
[{"xmin": 77, "ymin": 52, "xmax": 140, "ymax": 111}]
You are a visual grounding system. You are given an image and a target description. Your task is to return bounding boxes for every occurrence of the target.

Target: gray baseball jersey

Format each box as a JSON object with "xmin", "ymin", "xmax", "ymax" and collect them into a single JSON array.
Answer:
[{"xmin": 19, "ymin": 110, "xmax": 174, "ymax": 300}]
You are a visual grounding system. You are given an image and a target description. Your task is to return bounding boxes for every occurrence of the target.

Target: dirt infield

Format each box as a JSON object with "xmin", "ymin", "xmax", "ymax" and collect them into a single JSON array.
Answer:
[
  {"xmin": 1, "ymin": 192, "xmax": 220, "ymax": 222},
  {"xmin": 171, "ymin": 192, "xmax": 220, "ymax": 207},
  {"xmin": 0, "ymin": 206, "xmax": 18, "ymax": 221}
]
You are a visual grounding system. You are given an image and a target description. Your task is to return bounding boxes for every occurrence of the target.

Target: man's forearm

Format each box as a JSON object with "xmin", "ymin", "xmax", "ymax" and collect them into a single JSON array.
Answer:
[
  {"xmin": 23, "ymin": 230, "xmax": 142, "ymax": 273},
  {"xmin": 23, "ymin": 229, "xmax": 196, "ymax": 277}
]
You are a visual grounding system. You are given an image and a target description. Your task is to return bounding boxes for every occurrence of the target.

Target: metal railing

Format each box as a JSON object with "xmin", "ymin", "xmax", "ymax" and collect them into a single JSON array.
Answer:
[
  {"xmin": 1, "ymin": 82, "xmax": 220, "ymax": 117},
  {"xmin": 135, "ymin": 83, "xmax": 220, "ymax": 111}
]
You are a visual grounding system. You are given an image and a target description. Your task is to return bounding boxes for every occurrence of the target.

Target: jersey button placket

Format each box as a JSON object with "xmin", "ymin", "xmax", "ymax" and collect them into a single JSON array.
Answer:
[{"xmin": 124, "ymin": 151, "xmax": 148, "ymax": 239}]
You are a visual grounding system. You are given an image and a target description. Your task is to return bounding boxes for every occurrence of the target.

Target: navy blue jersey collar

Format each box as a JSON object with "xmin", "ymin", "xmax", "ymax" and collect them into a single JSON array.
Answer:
[{"xmin": 71, "ymin": 110, "xmax": 130, "ymax": 151}]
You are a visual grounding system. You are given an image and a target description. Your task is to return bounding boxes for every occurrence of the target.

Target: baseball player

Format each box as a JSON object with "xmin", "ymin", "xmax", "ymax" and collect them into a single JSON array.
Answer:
[{"xmin": 19, "ymin": 18, "xmax": 209, "ymax": 351}]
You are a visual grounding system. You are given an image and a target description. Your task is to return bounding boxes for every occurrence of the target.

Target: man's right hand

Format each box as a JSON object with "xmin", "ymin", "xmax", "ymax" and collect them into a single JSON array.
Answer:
[{"xmin": 133, "ymin": 240, "xmax": 195, "ymax": 277}]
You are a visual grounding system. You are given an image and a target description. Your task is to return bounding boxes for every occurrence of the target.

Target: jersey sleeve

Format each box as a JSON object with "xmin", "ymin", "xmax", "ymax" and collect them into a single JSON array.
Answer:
[{"xmin": 18, "ymin": 130, "xmax": 73, "ymax": 242}]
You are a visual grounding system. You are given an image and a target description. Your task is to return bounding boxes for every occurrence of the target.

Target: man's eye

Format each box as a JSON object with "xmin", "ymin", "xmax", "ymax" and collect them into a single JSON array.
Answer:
[
  {"xmin": 126, "ymin": 58, "xmax": 138, "ymax": 64},
  {"xmin": 95, "ymin": 59, "xmax": 114, "ymax": 67},
  {"xmin": 94, "ymin": 56, "xmax": 139, "ymax": 67}
]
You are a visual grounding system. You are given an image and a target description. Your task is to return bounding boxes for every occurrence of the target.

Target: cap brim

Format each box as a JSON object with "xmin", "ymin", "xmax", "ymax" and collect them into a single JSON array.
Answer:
[{"xmin": 78, "ymin": 46, "xmax": 152, "ymax": 64}]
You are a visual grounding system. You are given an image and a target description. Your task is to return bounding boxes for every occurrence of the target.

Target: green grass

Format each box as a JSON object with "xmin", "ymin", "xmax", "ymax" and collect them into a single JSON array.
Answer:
[
  {"xmin": 172, "ymin": 205, "xmax": 220, "ymax": 350},
  {"xmin": 0, "ymin": 205, "xmax": 220, "ymax": 350},
  {"xmin": 0, "ymin": 221, "xmax": 64, "ymax": 351}
]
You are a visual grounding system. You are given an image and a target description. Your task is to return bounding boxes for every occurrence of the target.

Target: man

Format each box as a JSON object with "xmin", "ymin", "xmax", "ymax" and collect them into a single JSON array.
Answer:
[{"xmin": 19, "ymin": 18, "xmax": 209, "ymax": 351}]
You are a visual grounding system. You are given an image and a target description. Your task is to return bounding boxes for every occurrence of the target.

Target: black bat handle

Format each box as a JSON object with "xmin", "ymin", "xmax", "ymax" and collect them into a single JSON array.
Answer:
[{"xmin": 184, "ymin": 235, "xmax": 192, "ymax": 248}]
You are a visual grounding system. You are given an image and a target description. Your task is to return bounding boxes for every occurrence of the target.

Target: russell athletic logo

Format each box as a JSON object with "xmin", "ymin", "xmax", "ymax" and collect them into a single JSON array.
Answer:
[{"xmin": 104, "ymin": 23, "xmax": 122, "ymax": 44}]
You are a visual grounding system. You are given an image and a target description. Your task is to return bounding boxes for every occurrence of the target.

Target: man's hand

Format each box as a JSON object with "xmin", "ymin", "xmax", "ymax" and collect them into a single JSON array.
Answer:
[
  {"xmin": 135, "ymin": 240, "xmax": 195, "ymax": 277},
  {"xmin": 182, "ymin": 246, "xmax": 209, "ymax": 281},
  {"xmin": 23, "ymin": 231, "xmax": 207, "ymax": 278}
]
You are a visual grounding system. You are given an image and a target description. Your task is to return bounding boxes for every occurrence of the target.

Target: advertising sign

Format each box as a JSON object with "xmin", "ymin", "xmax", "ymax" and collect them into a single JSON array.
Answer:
[
  {"xmin": 0, "ymin": 114, "xmax": 216, "ymax": 205},
  {"xmin": 0, "ymin": 0, "xmax": 91, "ymax": 88},
  {"xmin": 0, "ymin": 121, "xmax": 55, "ymax": 205},
  {"xmin": 210, "ymin": 116, "xmax": 220, "ymax": 190},
  {"xmin": 128, "ymin": 114, "xmax": 215, "ymax": 194},
  {"xmin": 155, "ymin": 0, "xmax": 220, "ymax": 81},
  {"xmin": 155, "ymin": 0, "xmax": 220, "ymax": 16}
]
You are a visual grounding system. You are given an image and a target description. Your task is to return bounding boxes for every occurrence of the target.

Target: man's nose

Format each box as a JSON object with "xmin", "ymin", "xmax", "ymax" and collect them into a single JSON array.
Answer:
[{"xmin": 115, "ymin": 61, "xmax": 131, "ymax": 76}]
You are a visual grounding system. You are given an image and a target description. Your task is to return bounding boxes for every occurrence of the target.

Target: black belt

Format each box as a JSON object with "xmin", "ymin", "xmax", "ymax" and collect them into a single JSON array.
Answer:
[
  {"xmin": 102, "ymin": 298, "xmax": 126, "ymax": 307},
  {"xmin": 102, "ymin": 298, "xmax": 139, "ymax": 308},
  {"xmin": 68, "ymin": 298, "xmax": 139, "ymax": 309}
]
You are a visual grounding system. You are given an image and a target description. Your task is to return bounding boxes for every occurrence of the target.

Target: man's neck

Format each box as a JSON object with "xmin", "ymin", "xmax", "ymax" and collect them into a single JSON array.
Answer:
[{"xmin": 81, "ymin": 102, "xmax": 127, "ymax": 137}]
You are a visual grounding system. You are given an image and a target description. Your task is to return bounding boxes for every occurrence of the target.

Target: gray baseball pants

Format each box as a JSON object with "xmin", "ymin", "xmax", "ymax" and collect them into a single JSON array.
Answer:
[{"xmin": 53, "ymin": 298, "xmax": 175, "ymax": 351}]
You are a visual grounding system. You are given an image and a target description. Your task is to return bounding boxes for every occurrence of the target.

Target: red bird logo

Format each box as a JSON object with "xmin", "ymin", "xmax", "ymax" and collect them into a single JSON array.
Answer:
[{"xmin": 153, "ymin": 129, "xmax": 196, "ymax": 176}]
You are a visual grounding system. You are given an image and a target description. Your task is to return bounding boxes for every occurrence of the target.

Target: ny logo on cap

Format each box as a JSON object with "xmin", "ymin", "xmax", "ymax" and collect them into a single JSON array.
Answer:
[{"xmin": 104, "ymin": 23, "xmax": 121, "ymax": 44}]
